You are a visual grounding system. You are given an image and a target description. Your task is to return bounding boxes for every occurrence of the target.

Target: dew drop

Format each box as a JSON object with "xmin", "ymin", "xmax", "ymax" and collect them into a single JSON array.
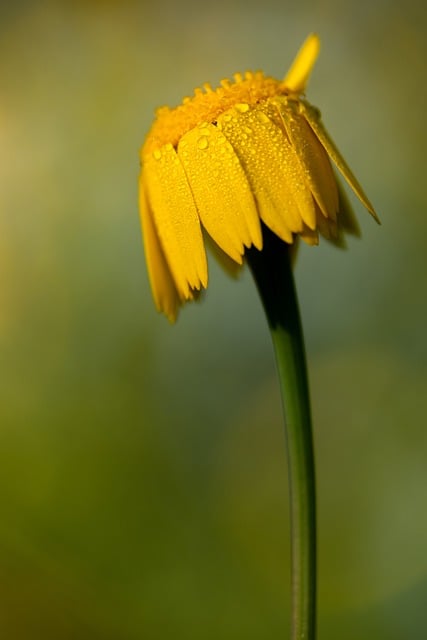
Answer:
[
  {"xmin": 235, "ymin": 103, "xmax": 250, "ymax": 113},
  {"xmin": 153, "ymin": 149, "xmax": 162, "ymax": 160},
  {"xmin": 198, "ymin": 136, "xmax": 209, "ymax": 150},
  {"xmin": 256, "ymin": 110, "xmax": 270, "ymax": 124}
]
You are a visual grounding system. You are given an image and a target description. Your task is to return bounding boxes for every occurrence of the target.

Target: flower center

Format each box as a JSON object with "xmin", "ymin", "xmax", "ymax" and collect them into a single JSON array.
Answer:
[{"xmin": 142, "ymin": 72, "xmax": 291, "ymax": 157}]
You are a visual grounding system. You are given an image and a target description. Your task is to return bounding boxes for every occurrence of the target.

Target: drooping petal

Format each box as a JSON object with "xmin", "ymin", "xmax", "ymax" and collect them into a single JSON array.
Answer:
[
  {"xmin": 203, "ymin": 231, "xmax": 242, "ymax": 278},
  {"xmin": 312, "ymin": 200, "xmax": 342, "ymax": 245},
  {"xmin": 283, "ymin": 33, "xmax": 320, "ymax": 94},
  {"xmin": 301, "ymin": 101, "xmax": 380, "ymax": 223},
  {"xmin": 139, "ymin": 174, "xmax": 180, "ymax": 321},
  {"xmin": 274, "ymin": 97, "xmax": 338, "ymax": 223},
  {"xmin": 178, "ymin": 122, "xmax": 262, "ymax": 263},
  {"xmin": 143, "ymin": 144, "xmax": 208, "ymax": 299},
  {"xmin": 218, "ymin": 103, "xmax": 311, "ymax": 243},
  {"xmin": 299, "ymin": 224, "xmax": 319, "ymax": 246},
  {"xmin": 266, "ymin": 100, "xmax": 318, "ymax": 230}
]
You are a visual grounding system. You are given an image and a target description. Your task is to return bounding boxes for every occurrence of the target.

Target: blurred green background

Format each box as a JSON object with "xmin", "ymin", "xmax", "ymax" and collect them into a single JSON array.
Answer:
[{"xmin": 1, "ymin": 0, "xmax": 426, "ymax": 638}]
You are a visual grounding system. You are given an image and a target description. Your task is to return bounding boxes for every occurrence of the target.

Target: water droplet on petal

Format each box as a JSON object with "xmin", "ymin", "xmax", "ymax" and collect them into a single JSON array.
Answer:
[
  {"xmin": 256, "ymin": 110, "xmax": 270, "ymax": 124},
  {"xmin": 235, "ymin": 103, "xmax": 250, "ymax": 113},
  {"xmin": 198, "ymin": 136, "xmax": 209, "ymax": 150},
  {"xmin": 153, "ymin": 149, "xmax": 162, "ymax": 160}
]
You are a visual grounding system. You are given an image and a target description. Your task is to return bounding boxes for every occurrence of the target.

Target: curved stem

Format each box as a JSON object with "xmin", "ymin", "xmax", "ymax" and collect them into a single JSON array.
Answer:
[{"xmin": 247, "ymin": 228, "xmax": 316, "ymax": 640}]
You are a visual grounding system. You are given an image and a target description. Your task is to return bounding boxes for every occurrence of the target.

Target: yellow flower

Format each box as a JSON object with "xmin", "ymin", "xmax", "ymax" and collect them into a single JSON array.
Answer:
[{"xmin": 139, "ymin": 34, "xmax": 379, "ymax": 321}]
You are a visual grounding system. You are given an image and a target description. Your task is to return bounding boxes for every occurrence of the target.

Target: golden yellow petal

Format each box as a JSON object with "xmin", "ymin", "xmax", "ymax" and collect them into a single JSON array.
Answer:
[
  {"xmin": 266, "ymin": 99, "xmax": 318, "ymax": 230},
  {"xmin": 139, "ymin": 173, "xmax": 180, "ymax": 321},
  {"xmin": 274, "ymin": 97, "xmax": 338, "ymax": 223},
  {"xmin": 300, "ymin": 224, "xmax": 319, "ymax": 246},
  {"xmin": 203, "ymin": 232, "xmax": 242, "ymax": 278},
  {"xmin": 143, "ymin": 144, "xmax": 208, "ymax": 299},
  {"xmin": 283, "ymin": 33, "xmax": 320, "ymax": 94},
  {"xmin": 178, "ymin": 122, "xmax": 262, "ymax": 263},
  {"xmin": 218, "ymin": 103, "xmax": 309, "ymax": 244},
  {"xmin": 301, "ymin": 101, "xmax": 380, "ymax": 223},
  {"xmin": 313, "ymin": 200, "xmax": 345, "ymax": 246}
]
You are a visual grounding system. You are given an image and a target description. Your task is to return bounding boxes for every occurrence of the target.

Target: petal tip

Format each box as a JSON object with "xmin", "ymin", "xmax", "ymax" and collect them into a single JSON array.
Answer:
[{"xmin": 283, "ymin": 33, "xmax": 321, "ymax": 94}]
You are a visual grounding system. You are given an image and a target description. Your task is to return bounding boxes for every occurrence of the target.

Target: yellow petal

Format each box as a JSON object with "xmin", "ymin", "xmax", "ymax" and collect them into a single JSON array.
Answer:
[
  {"xmin": 301, "ymin": 101, "xmax": 380, "ymax": 223},
  {"xmin": 139, "ymin": 172, "xmax": 180, "ymax": 321},
  {"xmin": 218, "ymin": 103, "xmax": 309, "ymax": 244},
  {"xmin": 283, "ymin": 33, "xmax": 320, "ymax": 94},
  {"xmin": 267, "ymin": 99, "xmax": 318, "ymax": 230},
  {"xmin": 203, "ymin": 232, "xmax": 242, "ymax": 278},
  {"xmin": 143, "ymin": 144, "xmax": 208, "ymax": 299},
  {"xmin": 300, "ymin": 224, "xmax": 319, "ymax": 246},
  {"xmin": 313, "ymin": 200, "xmax": 342, "ymax": 245},
  {"xmin": 178, "ymin": 122, "xmax": 262, "ymax": 263},
  {"xmin": 275, "ymin": 97, "xmax": 338, "ymax": 223}
]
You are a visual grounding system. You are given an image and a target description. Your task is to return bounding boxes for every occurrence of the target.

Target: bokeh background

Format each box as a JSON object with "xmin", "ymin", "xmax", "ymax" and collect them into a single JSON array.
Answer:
[{"xmin": 1, "ymin": 0, "xmax": 426, "ymax": 638}]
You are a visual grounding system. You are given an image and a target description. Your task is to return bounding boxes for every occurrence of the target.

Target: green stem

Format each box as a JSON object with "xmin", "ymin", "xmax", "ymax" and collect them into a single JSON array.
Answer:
[{"xmin": 247, "ymin": 228, "xmax": 316, "ymax": 640}]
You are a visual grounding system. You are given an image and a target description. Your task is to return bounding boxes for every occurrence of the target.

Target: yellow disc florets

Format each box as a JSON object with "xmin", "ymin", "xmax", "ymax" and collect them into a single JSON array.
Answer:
[{"xmin": 143, "ymin": 72, "xmax": 291, "ymax": 156}]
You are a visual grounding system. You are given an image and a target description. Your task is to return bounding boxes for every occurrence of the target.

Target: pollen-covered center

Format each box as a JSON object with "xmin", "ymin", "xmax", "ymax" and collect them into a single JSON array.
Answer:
[{"xmin": 142, "ymin": 72, "xmax": 289, "ymax": 156}]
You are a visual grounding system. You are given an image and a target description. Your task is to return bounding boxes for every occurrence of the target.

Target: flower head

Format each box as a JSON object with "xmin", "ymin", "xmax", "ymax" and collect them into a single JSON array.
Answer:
[{"xmin": 139, "ymin": 34, "xmax": 379, "ymax": 321}]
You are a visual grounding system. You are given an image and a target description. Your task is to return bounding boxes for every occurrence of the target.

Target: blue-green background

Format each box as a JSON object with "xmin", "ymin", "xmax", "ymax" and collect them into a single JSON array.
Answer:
[{"xmin": 1, "ymin": 1, "xmax": 426, "ymax": 637}]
